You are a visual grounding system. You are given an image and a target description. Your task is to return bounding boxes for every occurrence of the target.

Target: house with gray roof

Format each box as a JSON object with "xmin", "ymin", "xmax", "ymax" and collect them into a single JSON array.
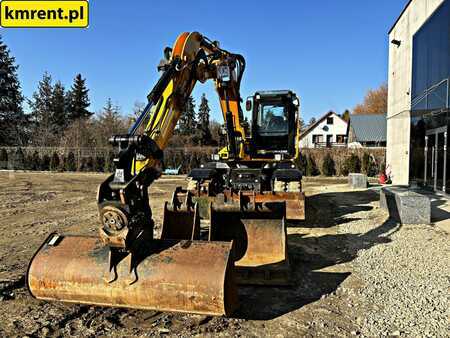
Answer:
[{"xmin": 347, "ymin": 114, "xmax": 387, "ymax": 148}]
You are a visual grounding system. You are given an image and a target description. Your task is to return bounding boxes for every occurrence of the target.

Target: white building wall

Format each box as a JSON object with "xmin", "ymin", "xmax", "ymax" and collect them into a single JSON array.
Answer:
[
  {"xmin": 299, "ymin": 113, "xmax": 348, "ymax": 148},
  {"xmin": 387, "ymin": 0, "xmax": 445, "ymax": 185}
]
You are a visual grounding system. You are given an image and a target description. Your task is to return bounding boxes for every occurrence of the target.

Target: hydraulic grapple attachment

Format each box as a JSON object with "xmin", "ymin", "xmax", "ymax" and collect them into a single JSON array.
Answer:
[{"xmin": 27, "ymin": 233, "xmax": 238, "ymax": 316}]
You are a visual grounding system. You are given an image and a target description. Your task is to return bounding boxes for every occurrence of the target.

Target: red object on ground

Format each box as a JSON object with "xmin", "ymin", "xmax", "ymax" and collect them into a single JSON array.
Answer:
[{"xmin": 379, "ymin": 173, "xmax": 388, "ymax": 184}]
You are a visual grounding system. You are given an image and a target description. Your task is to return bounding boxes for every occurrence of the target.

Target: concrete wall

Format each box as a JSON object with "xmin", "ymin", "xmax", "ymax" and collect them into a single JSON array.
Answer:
[
  {"xmin": 300, "ymin": 113, "xmax": 348, "ymax": 148},
  {"xmin": 387, "ymin": 0, "xmax": 445, "ymax": 185}
]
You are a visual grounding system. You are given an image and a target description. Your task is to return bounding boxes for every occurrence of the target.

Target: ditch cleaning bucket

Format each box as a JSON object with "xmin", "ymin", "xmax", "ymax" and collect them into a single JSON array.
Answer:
[{"xmin": 27, "ymin": 233, "xmax": 238, "ymax": 316}]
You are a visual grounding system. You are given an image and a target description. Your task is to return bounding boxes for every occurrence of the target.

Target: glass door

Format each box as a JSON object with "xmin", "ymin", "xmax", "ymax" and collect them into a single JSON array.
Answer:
[
  {"xmin": 424, "ymin": 133, "xmax": 435, "ymax": 187},
  {"xmin": 424, "ymin": 127, "xmax": 447, "ymax": 193},
  {"xmin": 436, "ymin": 132, "xmax": 446, "ymax": 191}
]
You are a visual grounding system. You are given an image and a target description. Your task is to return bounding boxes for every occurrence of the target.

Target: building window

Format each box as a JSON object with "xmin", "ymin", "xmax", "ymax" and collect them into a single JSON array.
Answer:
[
  {"xmin": 336, "ymin": 135, "xmax": 346, "ymax": 143},
  {"xmin": 409, "ymin": 0, "xmax": 450, "ymax": 191},
  {"xmin": 411, "ymin": 0, "xmax": 450, "ymax": 112},
  {"xmin": 326, "ymin": 117, "xmax": 334, "ymax": 125},
  {"xmin": 312, "ymin": 135, "xmax": 323, "ymax": 143}
]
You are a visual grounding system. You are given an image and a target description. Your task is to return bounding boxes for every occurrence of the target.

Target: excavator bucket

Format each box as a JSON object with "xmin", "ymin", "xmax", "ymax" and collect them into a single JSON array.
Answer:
[
  {"xmin": 27, "ymin": 233, "xmax": 238, "ymax": 316},
  {"xmin": 161, "ymin": 187, "xmax": 200, "ymax": 240},
  {"xmin": 252, "ymin": 192, "xmax": 305, "ymax": 222},
  {"xmin": 209, "ymin": 193, "xmax": 291, "ymax": 286}
]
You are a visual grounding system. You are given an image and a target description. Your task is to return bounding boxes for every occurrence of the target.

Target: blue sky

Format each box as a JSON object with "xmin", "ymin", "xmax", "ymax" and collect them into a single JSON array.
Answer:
[{"xmin": 1, "ymin": 0, "xmax": 407, "ymax": 122}]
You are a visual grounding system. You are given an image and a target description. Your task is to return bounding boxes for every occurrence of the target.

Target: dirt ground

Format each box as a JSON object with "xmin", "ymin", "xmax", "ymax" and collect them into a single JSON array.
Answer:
[{"xmin": 0, "ymin": 172, "xmax": 447, "ymax": 337}]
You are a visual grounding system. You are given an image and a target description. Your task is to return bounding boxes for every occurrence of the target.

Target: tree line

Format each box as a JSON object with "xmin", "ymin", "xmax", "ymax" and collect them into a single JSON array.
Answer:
[
  {"xmin": 0, "ymin": 35, "xmax": 219, "ymax": 150},
  {"xmin": 1, "ymin": 34, "xmax": 387, "ymax": 176},
  {"xmin": 0, "ymin": 146, "xmax": 383, "ymax": 177},
  {"xmin": 0, "ymin": 34, "xmax": 107, "ymax": 147},
  {"xmin": 171, "ymin": 94, "xmax": 223, "ymax": 147},
  {"xmin": 296, "ymin": 148, "xmax": 383, "ymax": 178}
]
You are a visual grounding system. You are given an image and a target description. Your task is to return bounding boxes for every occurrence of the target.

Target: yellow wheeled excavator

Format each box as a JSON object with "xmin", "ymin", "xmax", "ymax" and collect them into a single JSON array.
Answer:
[{"xmin": 27, "ymin": 32, "xmax": 305, "ymax": 317}]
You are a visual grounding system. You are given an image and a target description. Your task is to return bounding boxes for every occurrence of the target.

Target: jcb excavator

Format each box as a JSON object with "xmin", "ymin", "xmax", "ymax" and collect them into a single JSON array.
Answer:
[{"xmin": 27, "ymin": 32, "xmax": 305, "ymax": 317}]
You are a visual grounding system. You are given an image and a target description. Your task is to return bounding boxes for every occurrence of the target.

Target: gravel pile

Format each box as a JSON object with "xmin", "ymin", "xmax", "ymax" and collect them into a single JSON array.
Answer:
[{"xmin": 339, "ymin": 203, "xmax": 449, "ymax": 337}]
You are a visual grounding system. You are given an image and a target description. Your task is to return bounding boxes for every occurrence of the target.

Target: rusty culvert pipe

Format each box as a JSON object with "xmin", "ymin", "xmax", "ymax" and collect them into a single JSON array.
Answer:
[{"xmin": 27, "ymin": 234, "xmax": 238, "ymax": 316}]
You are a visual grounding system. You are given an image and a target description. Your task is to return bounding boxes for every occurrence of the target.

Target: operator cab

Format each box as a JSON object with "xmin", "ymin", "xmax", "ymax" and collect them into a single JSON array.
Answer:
[{"xmin": 246, "ymin": 90, "xmax": 299, "ymax": 159}]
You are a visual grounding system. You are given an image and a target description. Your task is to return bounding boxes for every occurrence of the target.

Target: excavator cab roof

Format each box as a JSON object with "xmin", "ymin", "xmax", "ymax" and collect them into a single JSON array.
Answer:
[{"xmin": 254, "ymin": 90, "xmax": 295, "ymax": 98}]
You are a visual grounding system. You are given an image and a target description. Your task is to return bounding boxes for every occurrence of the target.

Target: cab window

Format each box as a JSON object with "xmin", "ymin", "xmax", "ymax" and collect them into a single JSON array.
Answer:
[{"xmin": 257, "ymin": 104, "xmax": 288, "ymax": 134}]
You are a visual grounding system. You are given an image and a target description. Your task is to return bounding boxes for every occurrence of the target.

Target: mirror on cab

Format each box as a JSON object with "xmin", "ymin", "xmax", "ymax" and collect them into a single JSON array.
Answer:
[{"xmin": 246, "ymin": 98, "xmax": 252, "ymax": 111}]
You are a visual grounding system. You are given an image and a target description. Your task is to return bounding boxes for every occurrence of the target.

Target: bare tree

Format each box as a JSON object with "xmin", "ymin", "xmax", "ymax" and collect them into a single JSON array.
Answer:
[
  {"xmin": 132, "ymin": 100, "xmax": 146, "ymax": 118},
  {"xmin": 59, "ymin": 118, "xmax": 96, "ymax": 170},
  {"xmin": 353, "ymin": 83, "xmax": 387, "ymax": 115},
  {"xmin": 60, "ymin": 118, "xmax": 95, "ymax": 148}
]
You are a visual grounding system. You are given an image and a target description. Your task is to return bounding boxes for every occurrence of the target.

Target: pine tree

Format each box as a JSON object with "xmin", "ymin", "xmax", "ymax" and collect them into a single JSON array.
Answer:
[
  {"xmin": 41, "ymin": 154, "xmax": 50, "ymax": 171},
  {"xmin": 104, "ymin": 151, "xmax": 116, "ymax": 173},
  {"xmin": 306, "ymin": 155, "xmax": 319, "ymax": 176},
  {"xmin": 83, "ymin": 156, "xmax": 94, "ymax": 172},
  {"xmin": 295, "ymin": 152, "xmax": 307, "ymax": 175},
  {"xmin": 0, "ymin": 149, "xmax": 8, "ymax": 169},
  {"xmin": 299, "ymin": 117, "xmax": 306, "ymax": 132},
  {"xmin": 95, "ymin": 98, "xmax": 127, "ymax": 147},
  {"xmin": 13, "ymin": 147, "xmax": 25, "ymax": 169},
  {"xmin": 342, "ymin": 110, "xmax": 350, "ymax": 122},
  {"xmin": 343, "ymin": 153, "xmax": 361, "ymax": 174},
  {"xmin": 197, "ymin": 94, "xmax": 212, "ymax": 145},
  {"xmin": 95, "ymin": 156, "xmax": 105, "ymax": 172},
  {"xmin": 67, "ymin": 73, "xmax": 91, "ymax": 122},
  {"xmin": 0, "ymin": 35, "xmax": 27, "ymax": 146},
  {"xmin": 65, "ymin": 152, "xmax": 77, "ymax": 171},
  {"xmin": 30, "ymin": 151, "xmax": 41, "ymax": 171},
  {"xmin": 28, "ymin": 72, "xmax": 54, "ymax": 145},
  {"xmin": 50, "ymin": 152, "xmax": 60, "ymax": 171},
  {"xmin": 362, "ymin": 152, "xmax": 377, "ymax": 177},
  {"xmin": 322, "ymin": 153, "xmax": 336, "ymax": 176},
  {"xmin": 98, "ymin": 99, "xmax": 124, "ymax": 138},
  {"xmin": 178, "ymin": 96, "xmax": 196, "ymax": 135},
  {"xmin": 51, "ymin": 81, "xmax": 67, "ymax": 132},
  {"xmin": 308, "ymin": 117, "xmax": 317, "ymax": 126}
]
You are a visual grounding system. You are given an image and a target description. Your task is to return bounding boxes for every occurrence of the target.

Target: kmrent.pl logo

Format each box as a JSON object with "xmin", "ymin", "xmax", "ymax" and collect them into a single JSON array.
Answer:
[{"xmin": 0, "ymin": 1, "xmax": 89, "ymax": 28}]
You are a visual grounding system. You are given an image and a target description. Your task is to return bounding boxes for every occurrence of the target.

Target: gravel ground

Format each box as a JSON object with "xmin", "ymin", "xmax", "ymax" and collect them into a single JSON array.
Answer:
[
  {"xmin": 0, "ymin": 173, "xmax": 449, "ymax": 337},
  {"xmin": 334, "ymin": 189, "xmax": 450, "ymax": 337}
]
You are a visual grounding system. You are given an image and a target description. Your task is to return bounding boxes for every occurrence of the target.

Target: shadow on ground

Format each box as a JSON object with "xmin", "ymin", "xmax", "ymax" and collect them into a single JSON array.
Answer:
[
  {"xmin": 429, "ymin": 195, "xmax": 450, "ymax": 223},
  {"xmin": 236, "ymin": 189, "xmax": 400, "ymax": 320}
]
